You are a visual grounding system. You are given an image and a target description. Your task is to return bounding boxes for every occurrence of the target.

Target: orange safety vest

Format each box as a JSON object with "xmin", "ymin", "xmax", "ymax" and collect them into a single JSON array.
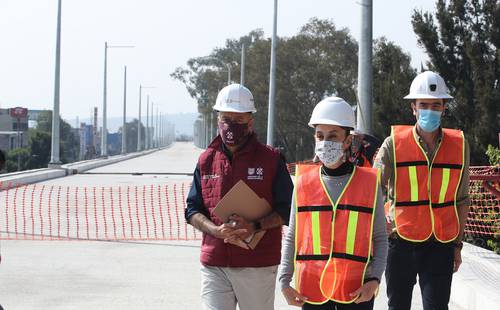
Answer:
[
  {"xmin": 294, "ymin": 164, "xmax": 379, "ymax": 304},
  {"xmin": 391, "ymin": 125, "xmax": 464, "ymax": 242}
]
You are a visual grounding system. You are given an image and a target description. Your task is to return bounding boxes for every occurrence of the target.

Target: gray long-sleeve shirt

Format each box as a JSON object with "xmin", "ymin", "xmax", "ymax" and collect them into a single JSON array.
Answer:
[{"xmin": 278, "ymin": 172, "xmax": 388, "ymax": 290}]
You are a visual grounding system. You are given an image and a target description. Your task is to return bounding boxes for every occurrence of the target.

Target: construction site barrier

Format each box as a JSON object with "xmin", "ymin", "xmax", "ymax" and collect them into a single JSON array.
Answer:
[
  {"xmin": 0, "ymin": 182, "xmax": 199, "ymax": 241},
  {"xmin": 0, "ymin": 166, "xmax": 498, "ymax": 241}
]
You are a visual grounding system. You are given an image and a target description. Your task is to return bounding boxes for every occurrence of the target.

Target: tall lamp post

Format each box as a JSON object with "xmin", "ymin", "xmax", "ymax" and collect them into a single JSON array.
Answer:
[
  {"xmin": 121, "ymin": 66, "xmax": 127, "ymax": 154},
  {"xmin": 137, "ymin": 85, "xmax": 155, "ymax": 151},
  {"xmin": 101, "ymin": 42, "xmax": 134, "ymax": 157},
  {"xmin": 357, "ymin": 0, "xmax": 373, "ymax": 134},
  {"xmin": 266, "ymin": 0, "xmax": 278, "ymax": 146},
  {"xmin": 49, "ymin": 0, "xmax": 62, "ymax": 167}
]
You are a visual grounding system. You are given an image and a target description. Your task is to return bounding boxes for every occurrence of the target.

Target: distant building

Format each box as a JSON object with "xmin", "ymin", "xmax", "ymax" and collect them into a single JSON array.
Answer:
[
  {"xmin": 0, "ymin": 108, "xmax": 29, "ymax": 152},
  {"xmin": 78, "ymin": 122, "xmax": 97, "ymax": 160},
  {"xmin": 27, "ymin": 109, "xmax": 49, "ymax": 128}
]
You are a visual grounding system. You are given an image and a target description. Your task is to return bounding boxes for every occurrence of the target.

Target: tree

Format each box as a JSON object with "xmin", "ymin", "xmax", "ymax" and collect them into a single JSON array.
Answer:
[
  {"xmin": 118, "ymin": 118, "xmax": 146, "ymax": 153},
  {"xmin": 412, "ymin": 0, "xmax": 500, "ymax": 164},
  {"xmin": 25, "ymin": 130, "xmax": 51, "ymax": 169},
  {"xmin": 373, "ymin": 38, "xmax": 417, "ymax": 139},
  {"xmin": 173, "ymin": 18, "xmax": 420, "ymax": 162}
]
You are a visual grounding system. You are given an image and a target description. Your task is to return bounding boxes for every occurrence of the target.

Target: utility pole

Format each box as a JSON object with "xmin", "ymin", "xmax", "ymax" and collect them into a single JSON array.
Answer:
[
  {"xmin": 49, "ymin": 0, "xmax": 62, "ymax": 166},
  {"xmin": 121, "ymin": 66, "xmax": 127, "ymax": 154},
  {"xmin": 266, "ymin": 0, "xmax": 278, "ymax": 146},
  {"xmin": 241, "ymin": 43, "xmax": 246, "ymax": 86},
  {"xmin": 357, "ymin": 0, "xmax": 373, "ymax": 134}
]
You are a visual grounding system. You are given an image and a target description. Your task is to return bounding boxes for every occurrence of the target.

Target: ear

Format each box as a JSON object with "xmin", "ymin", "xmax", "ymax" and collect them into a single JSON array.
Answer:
[
  {"xmin": 248, "ymin": 118, "xmax": 255, "ymax": 132},
  {"xmin": 411, "ymin": 101, "xmax": 417, "ymax": 117}
]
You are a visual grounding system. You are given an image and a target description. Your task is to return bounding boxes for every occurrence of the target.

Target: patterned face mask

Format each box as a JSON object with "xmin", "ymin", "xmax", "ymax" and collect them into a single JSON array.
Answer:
[
  {"xmin": 315, "ymin": 140, "xmax": 345, "ymax": 167},
  {"xmin": 218, "ymin": 121, "xmax": 249, "ymax": 146}
]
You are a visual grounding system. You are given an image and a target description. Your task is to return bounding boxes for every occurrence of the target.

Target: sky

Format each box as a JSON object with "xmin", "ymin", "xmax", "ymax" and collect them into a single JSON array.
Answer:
[{"xmin": 0, "ymin": 0, "xmax": 437, "ymax": 129}]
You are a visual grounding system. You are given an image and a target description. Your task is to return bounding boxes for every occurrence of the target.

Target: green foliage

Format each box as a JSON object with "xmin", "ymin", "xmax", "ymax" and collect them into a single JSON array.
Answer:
[
  {"xmin": 5, "ymin": 148, "xmax": 30, "ymax": 172},
  {"xmin": 412, "ymin": 0, "xmax": 500, "ymax": 164},
  {"xmin": 486, "ymin": 145, "xmax": 500, "ymax": 166},
  {"xmin": 172, "ymin": 18, "xmax": 414, "ymax": 162},
  {"xmin": 373, "ymin": 38, "xmax": 418, "ymax": 139},
  {"xmin": 118, "ymin": 118, "xmax": 146, "ymax": 153}
]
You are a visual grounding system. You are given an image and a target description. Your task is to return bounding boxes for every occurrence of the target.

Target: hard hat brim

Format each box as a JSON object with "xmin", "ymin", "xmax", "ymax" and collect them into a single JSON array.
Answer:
[
  {"xmin": 213, "ymin": 105, "xmax": 257, "ymax": 113},
  {"xmin": 403, "ymin": 93, "xmax": 453, "ymax": 100},
  {"xmin": 308, "ymin": 119, "xmax": 355, "ymax": 129}
]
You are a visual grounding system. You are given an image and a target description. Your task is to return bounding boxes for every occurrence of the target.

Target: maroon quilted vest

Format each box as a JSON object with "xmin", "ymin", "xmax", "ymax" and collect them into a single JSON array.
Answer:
[{"xmin": 199, "ymin": 134, "xmax": 282, "ymax": 267}]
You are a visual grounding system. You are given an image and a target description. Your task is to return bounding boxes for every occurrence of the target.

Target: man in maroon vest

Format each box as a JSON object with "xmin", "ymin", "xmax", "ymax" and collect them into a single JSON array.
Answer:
[{"xmin": 185, "ymin": 84, "xmax": 293, "ymax": 310}]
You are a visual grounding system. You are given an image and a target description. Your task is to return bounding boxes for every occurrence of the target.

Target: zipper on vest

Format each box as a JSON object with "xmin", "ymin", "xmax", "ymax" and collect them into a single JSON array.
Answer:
[{"xmin": 412, "ymin": 132, "xmax": 443, "ymax": 238}]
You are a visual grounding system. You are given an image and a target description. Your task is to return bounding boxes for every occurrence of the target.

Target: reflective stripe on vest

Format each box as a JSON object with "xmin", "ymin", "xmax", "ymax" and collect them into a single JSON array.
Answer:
[
  {"xmin": 294, "ymin": 164, "xmax": 379, "ymax": 304},
  {"xmin": 391, "ymin": 125, "xmax": 463, "ymax": 242}
]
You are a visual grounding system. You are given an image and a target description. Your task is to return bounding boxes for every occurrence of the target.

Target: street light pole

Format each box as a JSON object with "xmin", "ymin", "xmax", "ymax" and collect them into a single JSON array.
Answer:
[
  {"xmin": 150, "ymin": 101, "xmax": 154, "ymax": 148},
  {"xmin": 101, "ymin": 41, "xmax": 108, "ymax": 157},
  {"xmin": 226, "ymin": 64, "xmax": 231, "ymax": 86},
  {"xmin": 121, "ymin": 65, "xmax": 127, "ymax": 154},
  {"xmin": 156, "ymin": 107, "xmax": 159, "ymax": 148},
  {"xmin": 146, "ymin": 95, "xmax": 150, "ymax": 150},
  {"xmin": 357, "ymin": 0, "xmax": 373, "ymax": 134},
  {"xmin": 137, "ymin": 85, "xmax": 142, "ymax": 151},
  {"xmin": 101, "ymin": 42, "xmax": 134, "ymax": 157},
  {"xmin": 137, "ymin": 85, "xmax": 155, "ymax": 151},
  {"xmin": 241, "ymin": 43, "xmax": 245, "ymax": 86},
  {"xmin": 266, "ymin": 0, "xmax": 278, "ymax": 146},
  {"xmin": 49, "ymin": 0, "xmax": 62, "ymax": 166}
]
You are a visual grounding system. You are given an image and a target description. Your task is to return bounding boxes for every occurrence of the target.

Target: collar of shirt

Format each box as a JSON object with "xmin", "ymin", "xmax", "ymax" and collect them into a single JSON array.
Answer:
[{"xmin": 412, "ymin": 125, "xmax": 442, "ymax": 157}]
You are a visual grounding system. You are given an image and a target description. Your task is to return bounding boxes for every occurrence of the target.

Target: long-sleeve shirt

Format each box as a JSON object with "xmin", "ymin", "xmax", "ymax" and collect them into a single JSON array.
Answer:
[
  {"xmin": 373, "ymin": 126, "xmax": 470, "ymax": 230},
  {"xmin": 278, "ymin": 171, "xmax": 388, "ymax": 290}
]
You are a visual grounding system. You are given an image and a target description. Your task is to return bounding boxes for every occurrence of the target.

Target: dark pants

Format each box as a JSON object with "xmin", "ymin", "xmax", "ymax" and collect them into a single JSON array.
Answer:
[
  {"xmin": 302, "ymin": 298, "xmax": 374, "ymax": 310},
  {"xmin": 386, "ymin": 237, "xmax": 454, "ymax": 310}
]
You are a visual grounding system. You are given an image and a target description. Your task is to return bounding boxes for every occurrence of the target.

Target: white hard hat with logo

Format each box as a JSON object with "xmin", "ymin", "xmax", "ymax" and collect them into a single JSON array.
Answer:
[
  {"xmin": 404, "ymin": 71, "xmax": 453, "ymax": 99},
  {"xmin": 213, "ymin": 83, "xmax": 257, "ymax": 113},
  {"xmin": 308, "ymin": 96, "xmax": 355, "ymax": 129}
]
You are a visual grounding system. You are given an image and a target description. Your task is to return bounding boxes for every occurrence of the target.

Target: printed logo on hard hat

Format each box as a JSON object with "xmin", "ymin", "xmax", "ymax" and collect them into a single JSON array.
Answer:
[
  {"xmin": 429, "ymin": 84, "xmax": 437, "ymax": 92},
  {"xmin": 218, "ymin": 121, "xmax": 249, "ymax": 146},
  {"xmin": 248, "ymin": 167, "xmax": 264, "ymax": 180}
]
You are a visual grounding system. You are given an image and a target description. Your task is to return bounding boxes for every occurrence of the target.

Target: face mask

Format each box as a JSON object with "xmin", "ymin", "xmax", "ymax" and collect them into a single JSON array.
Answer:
[
  {"xmin": 218, "ymin": 121, "xmax": 249, "ymax": 146},
  {"xmin": 417, "ymin": 109, "xmax": 442, "ymax": 132},
  {"xmin": 315, "ymin": 140, "xmax": 345, "ymax": 167}
]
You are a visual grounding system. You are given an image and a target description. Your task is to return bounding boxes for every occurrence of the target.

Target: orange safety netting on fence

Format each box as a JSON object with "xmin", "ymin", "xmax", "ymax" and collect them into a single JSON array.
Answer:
[
  {"xmin": 0, "ymin": 182, "xmax": 200, "ymax": 241},
  {"xmin": 0, "ymin": 166, "xmax": 498, "ymax": 241},
  {"xmin": 466, "ymin": 166, "xmax": 500, "ymax": 237}
]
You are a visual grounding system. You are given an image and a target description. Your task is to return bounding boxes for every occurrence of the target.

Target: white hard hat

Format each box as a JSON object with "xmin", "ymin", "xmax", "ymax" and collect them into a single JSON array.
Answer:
[
  {"xmin": 213, "ymin": 83, "xmax": 256, "ymax": 113},
  {"xmin": 404, "ymin": 71, "xmax": 453, "ymax": 100},
  {"xmin": 308, "ymin": 96, "xmax": 355, "ymax": 129}
]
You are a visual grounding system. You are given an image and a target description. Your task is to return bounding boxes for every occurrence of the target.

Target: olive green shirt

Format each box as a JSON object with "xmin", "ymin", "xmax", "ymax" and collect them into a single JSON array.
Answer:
[{"xmin": 373, "ymin": 126, "xmax": 470, "ymax": 232}]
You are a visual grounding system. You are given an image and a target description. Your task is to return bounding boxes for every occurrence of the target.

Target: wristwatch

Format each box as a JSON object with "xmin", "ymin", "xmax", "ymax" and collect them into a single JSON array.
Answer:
[
  {"xmin": 453, "ymin": 240, "xmax": 463, "ymax": 250},
  {"xmin": 253, "ymin": 220, "xmax": 262, "ymax": 231}
]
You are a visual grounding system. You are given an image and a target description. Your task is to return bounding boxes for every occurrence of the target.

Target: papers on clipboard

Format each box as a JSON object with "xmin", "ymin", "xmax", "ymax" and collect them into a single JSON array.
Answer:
[{"xmin": 213, "ymin": 180, "xmax": 271, "ymax": 250}]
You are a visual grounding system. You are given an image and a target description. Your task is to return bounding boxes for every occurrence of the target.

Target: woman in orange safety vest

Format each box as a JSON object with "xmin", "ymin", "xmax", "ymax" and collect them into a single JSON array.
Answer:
[{"xmin": 278, "ymin": 97, "xmax": 388, "ymax": 310}]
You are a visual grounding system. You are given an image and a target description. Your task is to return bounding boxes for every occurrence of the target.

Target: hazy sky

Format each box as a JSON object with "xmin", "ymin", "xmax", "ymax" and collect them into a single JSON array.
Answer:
[{"xmin": 0, "ymin": 0, "xmax": 437, "ymax": 126}]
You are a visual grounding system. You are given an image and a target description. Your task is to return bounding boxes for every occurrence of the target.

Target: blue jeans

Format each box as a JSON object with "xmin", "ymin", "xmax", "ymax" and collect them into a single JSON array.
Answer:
[{"xmin": 385, "ymin": 237, "xmax": 454, "ymax": 310}]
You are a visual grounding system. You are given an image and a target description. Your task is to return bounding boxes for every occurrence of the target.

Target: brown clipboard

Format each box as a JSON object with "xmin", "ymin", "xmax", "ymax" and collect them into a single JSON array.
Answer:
[{"xmin": 213, "ymin": 180, "xmax": 271, "ymax": 250}]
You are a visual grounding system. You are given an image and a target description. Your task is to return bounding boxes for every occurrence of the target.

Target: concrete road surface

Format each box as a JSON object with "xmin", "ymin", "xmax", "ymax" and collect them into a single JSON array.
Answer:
[{"xmin": 0, "ymin": 142, "xmax": 466, "ymax": 309}]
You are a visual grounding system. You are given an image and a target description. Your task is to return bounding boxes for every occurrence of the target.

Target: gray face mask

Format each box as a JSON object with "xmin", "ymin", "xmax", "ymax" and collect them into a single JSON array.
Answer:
[{"xmin": 315, "ymin": 140, "xmax": 345, "ymax": 166}]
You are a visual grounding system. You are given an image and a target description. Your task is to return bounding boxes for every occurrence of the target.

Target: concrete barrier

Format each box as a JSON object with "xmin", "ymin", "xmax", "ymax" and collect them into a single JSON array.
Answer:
[
  {"xmin": 0, "ymin": 168, "xmax": 67, "ymax": 188},
  {"xmin": 0, "ymin": 147, "xmax": 166, "ymax": 187},
  {"xmin": 61, "ymin": 149, "xmax": 159, "ymax": 174}
]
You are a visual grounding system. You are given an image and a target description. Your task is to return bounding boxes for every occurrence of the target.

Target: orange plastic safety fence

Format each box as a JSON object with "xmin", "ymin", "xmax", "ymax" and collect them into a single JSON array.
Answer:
[
  {"xmin": 0, "ymin": 182, "xmax": 200, "ymax": 241},
  {"xmin": 466, "ymin": 166, "xmax": 500, "ymax": 237}
]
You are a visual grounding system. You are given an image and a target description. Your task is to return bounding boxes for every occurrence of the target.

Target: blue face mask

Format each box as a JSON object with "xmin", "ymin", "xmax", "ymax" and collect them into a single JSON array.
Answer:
[{"xmin": 417, "ymin": 109, "xmax": 442, "ymax": 132}]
